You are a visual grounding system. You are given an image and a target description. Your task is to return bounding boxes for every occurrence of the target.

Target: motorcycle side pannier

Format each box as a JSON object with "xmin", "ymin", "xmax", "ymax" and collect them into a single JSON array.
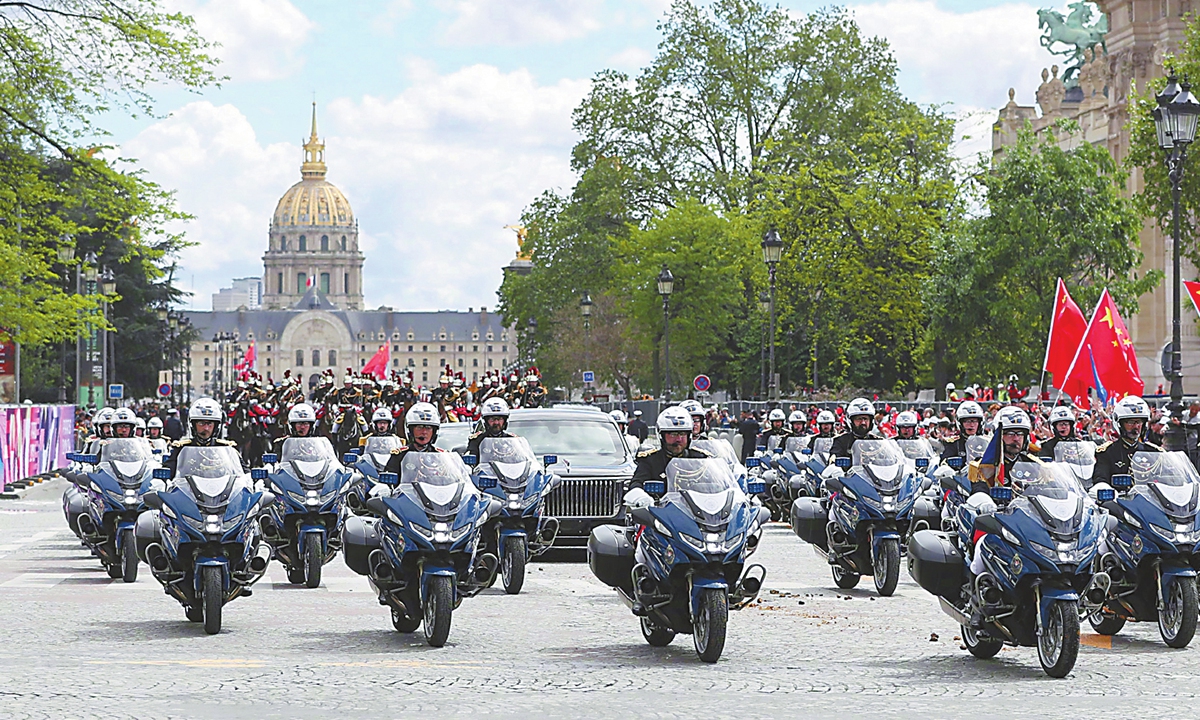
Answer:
[
  {"xmin": 342, "ymin": 515, "xmax": 381, "ymax": 576},
  {"xmin": 910, "ymin": 497, "xmax": 940, "ymax": 533},
  {"xmin": 588, "ymin": 524, "xmax": 634, "ymax": 593},
  {"xmin": 791, "ymin": 497, "xmax": 827, "ymax": 550},
  {"xmin": 907, "ymin": 529, "xmax": 964, "ymax": 599}
]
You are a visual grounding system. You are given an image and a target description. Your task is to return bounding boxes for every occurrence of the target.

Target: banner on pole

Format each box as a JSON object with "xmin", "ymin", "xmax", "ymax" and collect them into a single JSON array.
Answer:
[{"xmin": 0, "ymin": 404, "xmax": 74, "ymax": 491}]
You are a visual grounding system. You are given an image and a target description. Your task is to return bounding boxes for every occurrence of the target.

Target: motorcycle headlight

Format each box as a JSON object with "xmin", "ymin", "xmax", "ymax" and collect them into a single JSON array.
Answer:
[
  {"xmin": 1029, "ymin": 541, "xmax": 1057, "ymax": 562},
  {"xmin": 862, "ymin": 494, "xmax": 882, "ymax": 511},
  {"xmin": 450, "ymin": 523, "xmax": 473, "ymax": 541},
  {"xmin": 1150, "ymin": 523, "xmax": 1177, "ymax": 543},
  {"xmin": 204, "ymin": 513, "xmax": 222, "ymax": 535},
  {"xmin": 678, "ymin": 531, "xmax": 704, "ymax": 551},
  {"xmin": 652, "ymin": 518, "xmax": 671, "ymax": 537},
  {"xmin": 723, "ymin": 532, "xmax": 745, "ymax": 551},
  {"xmin": 999, "ymin": 526, "xmax": 1021, "ymax": 546},
  {"xmin": 287, "ymin": 489, "xmax": 307, "ymax": 506}
]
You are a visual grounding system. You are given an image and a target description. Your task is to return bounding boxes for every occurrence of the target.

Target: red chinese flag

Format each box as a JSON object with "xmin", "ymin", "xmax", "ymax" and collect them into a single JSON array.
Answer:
[
  {"xmin": 1043, "ymin": 278, "xmax": 1088, "ymax": 388},
  {"xmin": 244, "ymin": 340, "xmax": 256, "ymax": 371},
  {"xmin": 361, "ymin": 344, "xmax": 389, "ymax": 379},
  {"xmin": 1061, "ymin": 290, "xmax": 1143, "ymax": 408},
  {"xmin": 1185, "ymin": 281, "xmax": 1200, "ymax": 320}
]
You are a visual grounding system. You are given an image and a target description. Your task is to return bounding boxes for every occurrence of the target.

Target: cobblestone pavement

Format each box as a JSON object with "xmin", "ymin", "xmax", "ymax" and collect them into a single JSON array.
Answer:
[{"xmin": 2, "ymin": 479, "xmax": 1199, "ymax": 718}]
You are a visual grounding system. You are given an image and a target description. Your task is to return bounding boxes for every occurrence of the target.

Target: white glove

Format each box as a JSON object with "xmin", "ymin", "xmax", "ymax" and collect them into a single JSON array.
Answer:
[
  {"xmin": 624, "ymin": 487, "xmax": 653, "ymax": 509},
  {"xmin": 368, "ymin": 483, "xmax": 390, "ymax": 498},
  {"xmin": 934, "ymin": 464, "xmax": 955, "ymax": 480},
  {"xmin": 1088, "ymin": 482, "xmax": 1114, "ymax": 501},
  {"xmin": 966, "ymin": 491, "xmax": 997, "ymax": 516},
  {"xmin": 821, "ymin": 464, "xmax": 844, "ymax": 480},
  {"xmin": 148, "ymin": 478, "xmax": 166, "ymax": 493}
]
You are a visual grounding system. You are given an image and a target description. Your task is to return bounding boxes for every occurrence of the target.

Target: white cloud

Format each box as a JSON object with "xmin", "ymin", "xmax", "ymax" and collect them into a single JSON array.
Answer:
[
  {"xmin": 608, "ymin": 46, "xmax": 653, "ymax": 71},
  {"xmin": 439, "ymin": 0, "xmax": 604, "ymax": 45},
  {"xmin": 120, "ymin": 102, "xmax": 298, "ymax": 308},
  {"xmin": 852, "ymin": 1, "xmax": 1048, "ymax": 111},
  {"xmin": 121, "ymin": 64, "xmax": 589, "ymax": 312},
  {"xmin": 172, "ymin": 0, "xmax": 317, "ymax": 81}
]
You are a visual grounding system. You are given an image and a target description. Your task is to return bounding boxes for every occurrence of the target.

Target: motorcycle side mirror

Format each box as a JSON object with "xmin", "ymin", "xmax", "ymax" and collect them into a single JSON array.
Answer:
[
  {"xmin": 543, "ymin": 455, "xmax": 558, "ymax": 467},
  {"xmin": 365, "ymin": 497, "xmax": 389, "ymax": 516},
  {"xmin": 824, "ymin": 477, "xmax": 845, "ymax": 495},
  {"xmin": 259, "ymin": 491, "xmax": 276, "ymax": 508},
  {"xmin": 629, "ymin": 507, "xmax": 655, "ymax": 527},
  {"xmin": 342, "ymin": 453, "xmax": 358, "ymax": 465},
  {"xmin": 834, "ymin": 457, "xmax": 851, "ymax": 470},
  {"xmin": 920, "ymin": 477, "xmax": 933, "ymax": 492},
  {"xmin": 801, "ymin": 448, "xmax": 813, "ymax": 456},
  {"xmin": 915, "ymin": 458, "xmax": 929, "ymax": 470},
  {"xmin": 379, "ymin": 472, "xmax": 398, "ymax": 485},
  {"xmin": 476, "ymin": 475, "xmax": 497, "ymax": 490},
  {"xmin": 463, "ymin": 455, "xmax": 478, "ymax": 467},
  {"xmin": 251, "ymin": 468, "xmax": 267, "ymax": 481},
  {"xmin": 947, "ymin": 457, "xmax": 964, "ymax": 470},
  {"xmin": 643, "ymin": 480, "xmax": 666, "ymax": 496},
  {"xmin": 745, "ymin": 457, "xmax": 760, "ymax": 468},
  {"xmin": 143, "ymin": 492, "xmax": 163, "ymax": 510},
  {"xmin": 262, "ymin": 453, "xmax": 278, "ymax": 464},
  {"xmin": 1112, "ymin": 474, "xmax": 1133, "ymax": 490},
  {"xmin": 746, "ymin": 481, "xmax": 766, "ymax": 495},
  {"xmin": 152, "ymin": 468, "xmax": 172, "ymax": 480},
  {"xmin": 939, "ymin": 475, "xmax": 959, "ymax": 494},
  {"xmin": 974, "ymin": 515, "xmax": 1004, "ymax": 536},
  {"xmin": 487, "ymin": 498, "xmax": 503, "ymax": 518}
]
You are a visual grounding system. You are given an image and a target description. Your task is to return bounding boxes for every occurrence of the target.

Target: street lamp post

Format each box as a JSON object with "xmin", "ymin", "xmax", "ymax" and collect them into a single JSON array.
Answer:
[
  {"xmin": 83, "ymin": 256, "xmax": 98, "ymax": 407},
  {"xmin": 100, "ymin": 268, "xmax": 116, "ymax": 402},
  {"xmin": 525, "ymin": 317, "xmax": 537, "ymax": 370},
  {"xmin": 758, "ymin": 291, "xmax": 769, "ymax": 398},
  {"xmin": 761, "ymin": 229, "xmax": 783, "ymax": 401},
  {"xmin": 56, "ymin": 239, "xmax": 75, "ymax": 404},
  {"xmin": 657, "ymin": 265, "xmax": 674, "ymax": 400},
  {"xmin": 580, "ymin": 291, "xmax": 593, "ymax": 397},
  {"xmin": 1153, "ymin": 73, "xmax": 1200, "ymax": 451}
]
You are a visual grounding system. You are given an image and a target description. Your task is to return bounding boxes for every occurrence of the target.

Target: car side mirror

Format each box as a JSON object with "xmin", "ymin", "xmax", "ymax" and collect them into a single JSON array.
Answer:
[
  {"xmin": 262, "ymin": 453, "xmax": 278, "ymax": 464},
  {"xmin": 152, "ymin": 468, "xmax": 171, "ymax": 480},
  {"xmin": 476, "ymin": 475, "xmax": 497, "ymax": 490},
  {"xmin": 251, "ymin": 468, "xmax": 267, "ymax": 481},
  {"xmin": 543, "ymin": 455, "xmax": 557, "ymax": 467},
  {"xmin": 644, "ymin": 480, "xmax": 666, "ymax": 495},
  {"xmin": 1112, "ymin": 474, "xmax": 1133, "ymax": 490},
  {"xmin": 834, "ymin": 457, "xmax": 851, "ymax": 470},
  {"xmin": 947, "ymin": 457, "xmax": 964, "ymax": 470},
  {"xmin": 143, "ymin": 492, "xmax": 163, "ymax": 510},
  {"xmin": 379, "ymin": 472, "xmax": 398, "ymax": 485},
  {"xmin": 629, "ymin": 507, "xmax": 655, "ymax": 526},
  {"xmin": 915, "ymin": 458, "xmax": 929, "ymax": 470},
  {"xmin": 463, "ymin": 455, "xmax": 478, "ymax": 467}
]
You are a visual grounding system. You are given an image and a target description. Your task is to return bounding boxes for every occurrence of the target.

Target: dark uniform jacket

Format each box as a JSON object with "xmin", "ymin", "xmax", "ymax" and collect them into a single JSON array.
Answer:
[
  {"xmin": 1094, "ymin": 438, "xmax": 1163, "ymax": 485},
  {"xmin": 629, "ymin": 446, "xmax": 712, "ymax": 491},
  {"xmin": 1038, "ymin": 434, "xmax": 1080, "ymax": 460},
  {"xmin": 831, "ymin": 429, "xmax": 884, "ymax": 459},
  {"xmin": 940, "ymin": 433, "xmax": 983, "ymax": 462},
  {"xmin": 628, "ymin": 418, "xmax": 650, "ymax": 443},
  {"xmin": 970, "ymin": 450, "xmax": 1041, "ymax": 495},
  {"xmin": 382, "ymin": 444, "xmax": 444, "ymax": 477},
  {"xmin": 466, "ymin": 429, "xmax": 516, "ymax": 459},
  {"xmin": 163, "ymin": 436, "xmax": 239, "ymax": 476}
]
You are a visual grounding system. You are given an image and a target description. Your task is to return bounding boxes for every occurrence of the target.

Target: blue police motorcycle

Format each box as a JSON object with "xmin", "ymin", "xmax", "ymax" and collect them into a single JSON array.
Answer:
[
  {"xmin": 1090, "ymin": 450, "xmax": 1200, "ymax": 648},
  {"xmin": 347, "ymin": 435, "xmax": 405, "ymax": 512},
  {"xmin": 63, "ymin": 439, "xmax": 156, "ymax": 582},
  {"xmin": 792, "ymin": 439, "xmax": 923, "ymax": 596},
  {"xmin": 347, "ymin": 452, "xmax": 500, "ymax": 647},
  {"xmin": 258, "ymin": 437, "xmax": 354, "ymax": 587},
  {"xmin": 138, "ymin": 445, "xmax": 274, "ymax": 634},
  {"xmin": 909, "ymin": 461, "xmax": 1107, "ymax": 677},
  {"xmin": 469, "ymin": 437, "xmax": 561, "ymax": 594},
  {"xmin": 587, "ymin": 458, "xmax": 769, "ymax": 662}
]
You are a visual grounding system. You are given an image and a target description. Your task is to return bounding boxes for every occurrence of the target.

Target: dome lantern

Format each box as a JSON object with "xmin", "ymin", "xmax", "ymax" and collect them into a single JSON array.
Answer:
[{"xmin": 301, "ymin": 101, "xmax": 326, "ymax": 180}]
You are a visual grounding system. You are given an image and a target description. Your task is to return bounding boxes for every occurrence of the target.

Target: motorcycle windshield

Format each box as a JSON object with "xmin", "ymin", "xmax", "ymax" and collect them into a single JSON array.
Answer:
[
  {"xmin": 851, "ymin": 439, "xmax": 906, "ymax": 490},
  {"xmin": 1053, "ymin": 441, "xmax": 1096, "ymax": 483},
  {"xmin": 1130, "ymin": 450, "xmax": 1199, "ymax": 513},
  {"xmin": 966, "ymin": 436, "xmax": 990, "ymax": 462},
  {"xmin": 765, "ymin": 435, "xmax": 783, "ymax": 452},
  {"xmin": 100, "ymin": 439, "xmax": 151, "ymax": 485},
  {"xmin": 400, "ymin": 452, "xmax": 476, "ymax": 511},
  {"xmin": 692, "ymin": 438, "xmax": 740, "ymax": 468},
  {"xmin": 479, "ymin": 437, "xmax": 537, "ymax": 487},
  {"xmin": 811, "ymin": 438, "xmax": 833, "ymax": 456},
  {"xmin": 1010, "ymin": 461, "xmax": 1084, "ymax": 530},
  {"xmin": 280, "ymin": 437, "xmax": 337, "ymax": 487},
  {"xmin": 363, "ymin": 436, "xmax": 403, "ymax": 469},
  {"xmin": 175, "ymin": 446, "xmax": 247, "ymax": 508},
  {"xmin": 784, "ymin": 437, "xmax": 808, "ymax": 455},
  {"xmin": 665, "ymin": 458, "xmax": 741, "ymax": 522}
]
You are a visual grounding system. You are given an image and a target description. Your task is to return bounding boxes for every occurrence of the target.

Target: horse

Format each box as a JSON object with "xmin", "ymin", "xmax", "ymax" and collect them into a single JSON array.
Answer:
[
  {"xmin": 334, "ymin": 404, "xmax": 365, "ymax": 459},
  {"xmin": 1037, "ymin": 7, "xmax": 1107, "ymax": 62}
]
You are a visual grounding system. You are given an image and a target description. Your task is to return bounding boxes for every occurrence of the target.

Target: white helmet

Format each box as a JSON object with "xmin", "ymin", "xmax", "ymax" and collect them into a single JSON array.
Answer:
[
  {"xmin": 189, "ymin": 398, "xmax": 222, "ymax": 423},
  {"xmin": 846, "ymin": 398, "xmax": 875, "ymax": 419},
  {"xmin": 134, "ymin": 417, "xmax": 147, "ymax": 430},
  {"xmin": 288, "ymin": 403, "xmax": 317, "ymax": 424},
  {"xmin": 656, "ymin": 406, "xmax": 692, "ymax": 433},
  {"xmin": 1048, "ymin": 406, "xmax": 1075, "ymax": 425},
  {"xmin": 956, "ymin": 400, "xmax": 984, "ymax": 422},
  {"xmin": 816, "ymin": 410, "xmax": 835, "ymax": 425},
  {"xmin": 1113, "ymin": 395, "xmax": 1150, "ymax": 423},
  {"xmin": 609, "ymin": 409, "xmax": 628, "ymax": 424},
  {"xmin": 995, "ymin": 406, "xmax": 1032, "ymax": 432},
  {"xmin": 95, "ymin": 408, "xmax": 115, "ymax": 426},
  {"xmin": 371, "ymin": 407, "xmax": 393, "ymax": 424},
  {"xmin": 788, "ymin": 410, "xmax": 806, "ymax": 424},
  {"xmin": 896, "ymin": 411, "xmax": 918, "ymax": 428},
  {"xmin": 481, "ymin": 397, "xmax": 511, "ymax": 419},
  {"xmin": 680, "ymin": 399, "xmax": 705, "ymax": 418},
  {"xmin": 945, "ymin": 382, "xmax": 956, "ymax": 391},
  {"xmin": 112, "ymin": 408, "xmax": 137, "ymax": 428},
  {"xmin": 147, "ymin": 416, "xmax": 163, "ymax": 429},
  {"xmin": 767, "ymin": 408, "xmax": 787, "ymax": 422},
  {"xmin": 405, "ymin": 402, "xmax": 440, "ymax": 429}
]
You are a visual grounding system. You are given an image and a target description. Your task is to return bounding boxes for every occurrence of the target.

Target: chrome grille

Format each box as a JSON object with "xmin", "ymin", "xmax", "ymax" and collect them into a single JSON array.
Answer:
[{"xmin": 547, "ymin": 478, "xmax": 623, "ymax": 518}]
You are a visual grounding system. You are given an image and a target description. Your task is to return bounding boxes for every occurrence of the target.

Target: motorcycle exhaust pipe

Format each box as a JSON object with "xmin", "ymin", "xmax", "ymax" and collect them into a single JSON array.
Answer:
[
  {"xmin": 260, "ymin": 516, "xmax": 279, "ymax": 538},
  {"xmin": 248, "ymin": 554, "xmax": 268, "ymax": 574},
  {"xmin": 77, "ymin": 514, "xmax": 98, "ymax": 537},
  {"xmin": 474, "ymin": 553, "xmax": 498, "ymax": 583},
  {"xmin": 368, "ymin": 549, "xmax": 394, "ymax": 583},
  {"xmin": 740, "ymin": 575, "xmax": 762, "ymax": 595},
  {"xmin": 346, "ymin": 492, "xmax": 363, "ymax": 510},
  {"xmin": 828, "ymin": 525, "xmax": 847, "ymax": 547},
  {"xmin": 539, "ymin": 517, "xmax": 559, "ymax": 543},
  {"xmin": 1085, "ymin": 585, "xmax": 1106, "ymax": 605},
  {"xmin": 146, "ymin": 543, "xmax": 170, "ymax": 574}
]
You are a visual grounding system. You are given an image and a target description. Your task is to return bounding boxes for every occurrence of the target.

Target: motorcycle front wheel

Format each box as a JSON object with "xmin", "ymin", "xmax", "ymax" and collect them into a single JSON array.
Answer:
[
  {"xmin": 692, "ymin": 587, "xmax": 728, "ymax": 663},
  {"xmin": 201, "ymin": 565, "xmax": 223, "ymax": 635},
  {"xmin": 502, "ymin": 535, "xmax": 526, "ymax": 595},
  {"xmin": 120, "ymin": 527, "xmax": 138, "ymax": 583},
  {"xmin": 423, "ymin": 575, "xmax": 454, "ymax": 647},
  {"xmin": 1037, "ymin": 598, "xmax": 1080, "ymax": 678},
  {"xmin": 1158, "ymin": 576, "xmax": 1198, "ymax": 649},
  {"xmin": 872, "ymin": 538, "xmax": 900, "ymax": 597},
  {"xmin": 303, "ymin": 533, "xmax": 323, "ymax": 589}
]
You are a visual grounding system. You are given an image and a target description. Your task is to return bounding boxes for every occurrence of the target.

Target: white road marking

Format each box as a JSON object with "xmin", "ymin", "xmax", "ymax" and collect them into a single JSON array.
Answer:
[
  {"xmin": 1, "ymin": 571, "xmax": 77, "ymax": 588},
  {"xmin": 0, "ymin": 530, "xmax": 62, "ymax": 560}
]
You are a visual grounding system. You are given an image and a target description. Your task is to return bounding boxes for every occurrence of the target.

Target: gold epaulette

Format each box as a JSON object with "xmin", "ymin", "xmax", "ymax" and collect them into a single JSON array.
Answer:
[
  {"xmin": 636, "ymin": 448, "xmax": 657, "ymax": 459},
  {"xmin": 1097, "ymin": 440, "xmax": 1114, "ymax": 452}
]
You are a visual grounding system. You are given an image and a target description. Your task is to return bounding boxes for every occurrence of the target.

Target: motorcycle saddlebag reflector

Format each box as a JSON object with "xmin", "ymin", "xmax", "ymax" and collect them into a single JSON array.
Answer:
[
  {"xmin": 907, "ymin": 529, "xmax": 964, "ymax": 599},
  {"xmin": 911, "ymin": 497, "xmax": 940, "ymax": 531},
  {"xmin": 588, "ymin": 524, "xmax": 634, "ymax": 593},
  {"xmin": 342, "ymin": 515, "xmax": 382, "ymax": 576},
  {"xmin": 790, "ymin": 497, "xmax": 827, "ymax": 549}
]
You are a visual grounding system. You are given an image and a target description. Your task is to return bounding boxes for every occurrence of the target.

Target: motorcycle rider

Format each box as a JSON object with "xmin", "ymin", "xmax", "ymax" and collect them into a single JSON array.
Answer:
[
  {"xmin": 761, "ymin": 408, "xmax": 792, "ymax": 448},
  {"xmin": 788, "ymin": 410, "xmax": 807, "ymax": 437},
  {"xmin": 625, "ymin": 406, "xmax": 711, "ymax": 501},
  {"xmin": 830, "ymin": 398, "xmax": 883, "ymax": 459},
  {"xmin": 812, "ymin": 410, "xmax": 837, "ymax": 439},
  {"xmin": 383, "ymin": 402, "xmax": 446, "ymax": 476},
  {"xmin": 134, "ymin": 417, "xmax": 147, "ymax": 438},
  {"xmin": 110, "ymin": 408, "xmax": 137, "ymax": 439},
  {"xmin": 146, "ymin": 416, "xmax": 169, "ymax": 455},
  {"xmin": 163, "ymin": 398, "xmax": 237, "ymax": 475},
  {"xmin": 679, "ymin": 399, "xmax": 707, "ymax": 439},
  {"xmin": 1094, "ymin": 396, "xmax": 1162, "ymax": 484},
  {"xmin": 94, "ymin": 408, "xmax": 115, "ymax": 440},
  {"xmin": 609, "ymin": 409, "xmax": 629, "ymax": 435},
  {"xmin": 940, "ymin": 400, "xmax": 986, "ymax": 461},
  {"xmin": 287, "ymin": 403, "xmax": 317, "ymax": 438},
  {"xmin": 895, "ymin": 411, "xmax": 919, "ymax": 440},
  {"xmin": 466, "ymin": 397, "xmax": 516, "ymax": 458},
  {"xmin": 362, "ymin": 407, "xmax": 396, "ymax": 440},
  {"xmin": 1038, "ymin": 405, "xmax": 1081, "ymax": 459}
]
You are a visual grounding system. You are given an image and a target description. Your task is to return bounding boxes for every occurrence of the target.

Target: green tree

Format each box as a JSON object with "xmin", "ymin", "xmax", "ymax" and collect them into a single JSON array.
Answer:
[{"xmin": 927, "ymin": 123, "xmax": 1159, "ymax": 390}]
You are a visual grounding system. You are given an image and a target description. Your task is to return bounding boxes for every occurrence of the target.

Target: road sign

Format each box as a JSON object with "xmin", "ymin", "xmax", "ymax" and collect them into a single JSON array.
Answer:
[
  {"xmin": 158, "ymin": 370, "xmax": 173, "ymax": 386},
  {"xmin": 107, "ymin": 383, "xmax": 124, "ymax": 400},
  {"xmin": 693, "ymin": 374, "xmax": 711, "ymax": 392},
  {"xmin": 157, "ymin": 383, "xmax": 172, "ymax": 398},
  {"xmin": 582, "ymin": 371, "xmax": 595, "ymax": 384}
]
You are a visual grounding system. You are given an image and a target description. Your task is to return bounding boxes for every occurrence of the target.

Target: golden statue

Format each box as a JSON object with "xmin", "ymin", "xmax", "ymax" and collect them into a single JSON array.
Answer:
[{"xmin": 504, "ymin": 224, "xmax": 531, "ymax": 261}]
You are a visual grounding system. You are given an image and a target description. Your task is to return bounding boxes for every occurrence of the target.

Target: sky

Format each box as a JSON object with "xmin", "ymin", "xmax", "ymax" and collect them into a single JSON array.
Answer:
[{"xmin": 111, "ymin": 0, "xmax": 1076, "ymax": 313}]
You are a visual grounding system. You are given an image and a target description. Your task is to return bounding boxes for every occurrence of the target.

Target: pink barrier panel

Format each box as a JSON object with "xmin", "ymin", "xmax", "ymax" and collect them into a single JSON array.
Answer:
[{"xmin": 0, "ymin": 405, "xmax": 74, "ymax": 491}]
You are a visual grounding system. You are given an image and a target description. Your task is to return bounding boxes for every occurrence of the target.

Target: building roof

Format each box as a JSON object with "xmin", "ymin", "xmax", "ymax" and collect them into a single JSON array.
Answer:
[{"xmin": 182, "ymin": 304, "xmax": 510, "ymax": 344}]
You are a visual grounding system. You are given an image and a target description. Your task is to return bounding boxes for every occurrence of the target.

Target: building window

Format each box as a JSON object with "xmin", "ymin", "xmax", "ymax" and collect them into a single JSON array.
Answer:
[
  {"xmin": 204, "ymin": 344, "xmax": 210, "ymax": 352},
  {"xmin": 392, "ymin": 358, "xmax": 399, "ymax": 367},
  {"xmin": 360, "ymin": 345, "xmax": 365, "ymax": 352},
  {"xmin": 328, "ymin": 350, "xmax": 336, "ymax": 366},
  {"xmin": 204, "ymin": 358, "xmax": 210, "ymax": 367},
  {"xmin": 438, "ymin": 359, "xmax": 444, "ymax": 368},
  {"xmin": 277, "ymin": 273, "xmax": 283, "ymax": 294},
  {"xmin": 422, "ymin": 345, "xmax": 427, "ymax": 352},
  {"xmin": 487, "ymin": 345, "xmax": 493, "ymax": 353},
  {"xmin": 266, "ymin": 358, "xmax": 272, "ymax": 367},
  {"xmin": 344, "ymin": 273, "xmax": 349, "ymax": 294},
  {"xmin": 473, "ymin": 345, "xmax": 478, "ymax": 352},
  {"xmin": 487, "ymin": 333, "xmax": 493, "ymax": 340},
  {"xmin": 340, "ymin": 236, "xmax": 346, "ymax": 251},
  {"xmin": 298, "ymin": 272, "xmax": 307, "ymax": 291},
  {"xmin": 408, "ymin": 358, "xmax": 415, "ymax": 367},
  {"xmin": 422, "ymin": 358, "xmax": 428, "ymax": 367},
  {"xmin": 266, "ymin": 345, "xmax": 272, "ymax": 352},
  {"xmin": 422, "ymin": 371, "xmax": 428, "ymax": 382},
  {"xmin": 312, "ymin": 349, "xmax": 320, "ymax": 366},
  {"xmin": 407, "ymin": 345, "xmax": 413, "ymax": 352},
  {"xmin": 320, "ymin": 272, "xmax": 330, "ymax": 293},
  {"xmin": 502, "ymin": 345, "xmax": 507, "ymax": 352},
  {"xmin": 280, "ymin": 236, "xmax": 287, "ymax": 251},
  {"xmin": 360, "ymin": 358, "xmax": 366, "ymax": 367},
  {"xmin": 296, "ymin": 349, "xmax": 304, "ymax": 366},
  {"xmin": 392, "ymin": 345, "xmax": 399, "ymax": 352},
  {"xmin": 440, "ymin": 344, "xmax": 446, "ymax": 352},
  {"xmin": 472, "ymin": 372, "xmax": 478, "ymax": 381},
  {"xmin": 457, "ymin": 358, "xmax": 464, "ymax": 367},
  {"xmin": 299, "ymin": 235, "xmax": 307, "ymax": 252},
  {"xmin": 407, "ymin": 333, "xmax": 414, "ymax": 340},
  {"xmin": 488, "ymin": 358, "xmax": 493, "ymax": 367},
  {"xmin": 204, "ymin": 370, "xmax": 210, "ymax": 381},
  {"xmin": 439, "ymin": 333, "xmax": 446, "ymax": 340},
  {"xmin": 472, "ymin": 358, "xmax": 478, "ymax": 367},
  {"xmin": 321, "ymin": 235, "xmax": 329, "ymax": 252}
]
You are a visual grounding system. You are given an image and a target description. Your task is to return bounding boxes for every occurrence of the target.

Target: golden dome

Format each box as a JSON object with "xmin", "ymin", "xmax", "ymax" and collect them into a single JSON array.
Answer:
[{"xmin": 272, "ymin": 103, "xmax": 354, "ymax": 228}]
